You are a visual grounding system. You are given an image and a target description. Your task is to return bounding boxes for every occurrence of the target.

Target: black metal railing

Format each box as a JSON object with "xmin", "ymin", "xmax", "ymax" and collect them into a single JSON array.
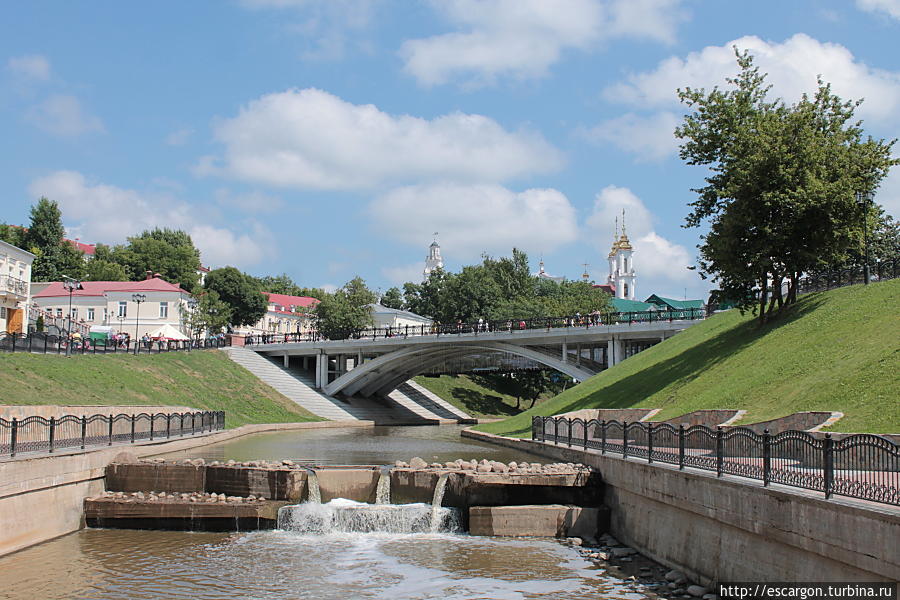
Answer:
[
  {"xmin": 244, "ymin": 307, "xmax": 706, "ymax": 346},
  {"xmin": 0, "ymin": 332, "xmax": 227, "ymax": 356},
  {"xmin": 0, "ymin": 410, "xmax": 226, "ymax": 457},
  {"xmin": 532, "ymin": 416, "xmax": 900, "ymax": 506},
  {"xmin": 797, "ymin": 257, "xmax": 899, "ymax": 294}
]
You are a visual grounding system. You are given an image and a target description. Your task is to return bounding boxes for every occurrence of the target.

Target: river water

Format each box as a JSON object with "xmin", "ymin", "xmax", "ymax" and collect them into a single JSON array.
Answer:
[{"xmin": 0, "ymin": 426, "xmax": 656, "ymax": 600}]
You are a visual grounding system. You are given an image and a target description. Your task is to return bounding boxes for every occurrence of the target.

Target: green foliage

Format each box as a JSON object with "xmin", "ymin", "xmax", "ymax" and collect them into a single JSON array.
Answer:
[
  {"xmin": 312, "ymin": 276, "xmax": 376, "ymax": 340},
  {"xmin": 23, "ymin": 198, "xmax": 84, "ymax": 281},
  {"xmin": 188, "ymin": 289, "xmax": 232, "ymax": 336},
  {"xmin": 34, "ymin": 315, "xmax": 44, "ymax": 333},
  {"xmin": 400, "ymin": 249, "xmax": 611, "ymax": 324},
  {"xmin": 0, "ymin": 223, "xmax": 24, "ymax": 247},
  {"xmin": 113, "ymin": 228, "xmax": 201, "ymax": 290},
  {"xmin": 676, "ymin": 49, "xmax": 898, "ymax": 324},
  {"xmin": 255, "ymin": 273, "xmax": 325, "ymax": 300},
  {"xmin": 204, "ymin": 267, "xmax": 268, "ymax": 328},
  {"xmin": 83, "ymin": 244, "xmax": 128, "ymax": 281},
  {"xmin": 380, "ymin": 286, "xmax": 404, "ymax": 309},
  {"xmin": 476, "ymin": 280, "xmax": 900, "ymax": 437}
]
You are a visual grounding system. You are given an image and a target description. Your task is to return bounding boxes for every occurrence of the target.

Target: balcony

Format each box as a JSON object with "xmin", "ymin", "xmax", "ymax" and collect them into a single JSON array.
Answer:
[{"xmin": 0, "ymin": 275, "xmax": 28, "ymax": 299}]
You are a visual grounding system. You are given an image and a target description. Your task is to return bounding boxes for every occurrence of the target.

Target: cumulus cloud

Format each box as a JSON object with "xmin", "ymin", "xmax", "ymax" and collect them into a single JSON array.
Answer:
[
  {"xmin": 25, "ymin": 94, "xmax": 104, "ymax": 136},
  {"xmin": 26, "ymin": 171, "xmax": 273, "ymax": 270},
  {"xmin": 586, "ymin": 185, "xmax": 702, "ymax": 295},
  {"xmin": 370, "ymin": 183, "xmax": 579, "ymax": 260},
  {"xmin": 402, "ymin": 0, "xmax": 685, "ymax": 86},
  {"xmin": 856, "ymin": 0, "xmax": 900, "ymax": 20},
  {"xmin": 382, "ymin": 262, "xmax": 428, "ymax": 285},
  {"xmin": 199, "ymin": 88, "xmax": 563, "ymax": 190},
  {"xmin": 581, "ymin": 111, "xmax": 680, "ymax": 162},
  {"xmin": 604, "ymin": 33, "xmax": 900, "ymax": 124},
  {"xmin": 165, "ymin": 128, "xmax": 193, "ymax": 146},
  {"xmin": 877, "ymin": 164, "xmax": 900, "ymax": 218},
  {"xmin": 7, "ymin": 54, "xmax": 51, "ymax": 81}
]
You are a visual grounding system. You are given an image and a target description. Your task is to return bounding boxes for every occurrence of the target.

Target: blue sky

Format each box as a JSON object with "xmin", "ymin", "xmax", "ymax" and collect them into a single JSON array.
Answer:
[{"xmin": 2, "ymin": 0, "xmax": 899, "ymax": 299}]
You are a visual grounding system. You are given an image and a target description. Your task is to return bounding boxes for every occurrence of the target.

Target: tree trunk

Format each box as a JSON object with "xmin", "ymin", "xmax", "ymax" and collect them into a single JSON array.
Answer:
[
  {"xmin": 529, "ymin": 395, "xmax": 538, "ymax": 409},
  {"xmin": 758, "ymin": 273, "xmax": 769, "ymax": 325}
]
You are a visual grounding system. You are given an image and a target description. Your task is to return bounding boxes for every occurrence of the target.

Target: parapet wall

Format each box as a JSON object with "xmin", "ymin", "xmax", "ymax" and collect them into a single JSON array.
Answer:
[{"xmin": 461, "ymin": 429, "xmax": 899, "ymax": 583}]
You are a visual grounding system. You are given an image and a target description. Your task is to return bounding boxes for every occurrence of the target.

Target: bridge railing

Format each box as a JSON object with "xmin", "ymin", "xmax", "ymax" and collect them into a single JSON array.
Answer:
[
  {"xmin": 0, "ymin": 332, "xmax": 226, "ymax": 356},
  {"xmin": 0, "ymin": 410, "xmax": 226, "ymax": 457},
  {"xmin": 243, "ymin": 307, "xmax": 706, "ymax": 346},
  {"xmin": 532, "ymin": 416, "xmax": 900, "ymax": 507}
]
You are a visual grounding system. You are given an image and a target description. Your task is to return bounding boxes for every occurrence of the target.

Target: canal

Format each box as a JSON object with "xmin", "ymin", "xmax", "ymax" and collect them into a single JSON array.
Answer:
[{"xmin": 0, "ymin": 425, "xmax": 654, "ymax": 600}]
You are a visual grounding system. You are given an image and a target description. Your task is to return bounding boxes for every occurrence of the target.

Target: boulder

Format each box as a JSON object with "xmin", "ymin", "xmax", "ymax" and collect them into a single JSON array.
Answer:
[
  {"xmin": 687, "ymin": 586, "xmax": 710, "ymax": 598},
  {"xmin": 394, "ymin": 460, "xmax": 409, "ymax": 468},
  {"xmin": 666, "ymin": 570, "xmax": 688, "ymax": 583},
  {"xmin": 476, "ymin": 463, "xmax": 493, "ymax": 473},
  {"xmin": 409, "ymin": 457, "xmax": 428, "ymax": 470},
  {"xmin": 611, "ymin": 547, "xmax": 637, "ymax": 558}
]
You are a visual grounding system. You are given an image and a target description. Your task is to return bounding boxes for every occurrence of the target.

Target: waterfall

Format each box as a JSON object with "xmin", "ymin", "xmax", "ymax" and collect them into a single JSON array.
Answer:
[
  {"xmin": 305, "ymin": 468, "xmax": 321, "ymax": 504},
  {"xmin": 375, "ymin": 467, "xmax": 391, "ymax": 505},
  {"xmin": 276, "ymin": 499, "xmax": 459, "ymax": 534},
  {"xmin": 429, "ymin": 473, "xmax": 450, "ymax": 533}
]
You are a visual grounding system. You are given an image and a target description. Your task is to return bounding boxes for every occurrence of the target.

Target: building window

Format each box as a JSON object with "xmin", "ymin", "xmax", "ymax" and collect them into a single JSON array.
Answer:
[
  {"xmin": 0, "ymin": 307, "xmax": 6, "ymax": 319},
  {"xmin": 87, "ymin": 308, "xmax": 95, "ymax": 321},
  {"xmin": 56, "ymin": 308, "xmax": 63, "ymax": 318},
  {"xmin": 118, "ymin": 301, "xmax": 127, "ymax": 317},
  {"xmin": 159, "ymin": 301, "xmax": 168, "ymax": 318},
  {"xmin": 71, "ymin": 308, "xmax": 78, "ymax": 320}
]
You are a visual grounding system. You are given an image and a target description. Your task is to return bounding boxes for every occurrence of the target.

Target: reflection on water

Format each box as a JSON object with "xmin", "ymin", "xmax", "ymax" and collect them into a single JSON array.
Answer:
[
  {"xmin": 162, "ymin": 425, "xmax": 541, "ymax": 465},
  {"xmin": 0, "ymin": 528, "xmax": 650, "ymax": 600}
]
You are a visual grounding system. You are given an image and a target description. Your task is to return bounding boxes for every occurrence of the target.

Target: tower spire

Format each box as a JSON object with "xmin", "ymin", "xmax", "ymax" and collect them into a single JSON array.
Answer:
[{"xmin": 621, "ymin": 209, "xmax": 626, "ymax": 237}]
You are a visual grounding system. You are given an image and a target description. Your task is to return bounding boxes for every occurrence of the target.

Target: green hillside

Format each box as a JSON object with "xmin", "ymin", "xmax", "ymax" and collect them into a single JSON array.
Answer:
[
  {"xmin": 0, "ymin": 350, "xmax": 321, "ymax": 428},
  {"xmin": 476, "ymin": 280, "xmax": 900, "ymax": 437},
  {"xmin": 413, "ymin": 374, "xmax": 564, "ymax": 418}
]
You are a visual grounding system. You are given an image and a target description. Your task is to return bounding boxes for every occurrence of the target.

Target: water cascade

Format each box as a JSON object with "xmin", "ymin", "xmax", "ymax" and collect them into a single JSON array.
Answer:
[
  {"xmin": 429, "ymin": 473, "xmax": 450, "ymax": 532},
  {"xmin": 375, "ymin": 467, "xmax": 391, "ymax": 504},
  {"xmin": 276, "ymin": 499, "xmax": 459, "ymax": 534},
  {"xmin": 305, "ymin": 468, "xmax": 321, "ymax": 503}
]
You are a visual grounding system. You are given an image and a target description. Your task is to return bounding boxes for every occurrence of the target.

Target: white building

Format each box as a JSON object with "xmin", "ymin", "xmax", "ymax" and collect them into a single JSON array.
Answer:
[
  {"xmin": 369, "ymin": 304, "xmax": 432, "ymax": 329},
  {"xmin": 534, "ymin": 259, "xmax": 565, "ymax": 283},
  {"xmin": 423, "ymin": 239, "xmax": 443, "ymax": 279},
  {"xmin": 0, "ymin": 240, "xmax": 35, "ymax": 334},
  {"xmin": 32, "ymin": 275, "xmax": 192, "ymax": 337},
  {"xmin": 237, "ymin": 292, "xmax": 319, "ymax": 336},
  {"xmin": 606, "ymin": 214, "xmax": 636, "ymax": 300}
]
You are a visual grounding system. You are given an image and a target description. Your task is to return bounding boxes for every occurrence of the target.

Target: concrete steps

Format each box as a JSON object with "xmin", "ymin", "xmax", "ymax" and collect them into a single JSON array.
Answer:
[
  {"xmin": 387, "ymin": 381, "xmax": 471, "ymax": 421},
  {"xmin": 222, "ymin": 348, "xmax": 449, "ymax": 424}
]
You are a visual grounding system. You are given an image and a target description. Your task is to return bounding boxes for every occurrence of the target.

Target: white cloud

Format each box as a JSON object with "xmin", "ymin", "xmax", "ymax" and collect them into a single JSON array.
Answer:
[
  {"xmin": 401, "ymin": 0, "xmax": 684, "ymax": 87},
  {"xmin": 25, "ymin": 94, "xmax": 104, "ymax": 136},
  {"xmin": 586, "ymin": 185, "xmax": 703, "ymax": 295},
  {"xmin": 200, "ymin": 88, "xmax": 563, "ymax": 190},
  {"xmin": 214, "ymin": 188, "xmax": 284, "ymax": 214},
  {"xmin": 382, "ymin": 263, "xmax": 426, "ymax": 285},
  {"xmin": 26, "ymin": 170, "xmax": 273, "ymax": 270},
  {"xmin": 7, "ymin": 54, "xmax": 51, "ymax": 81},
  {"xmin": 857, "ymin": 0, "xmax": 900, "ymax": 20},
  {"xmin": 604, "ymin": 33, "xmax": 900, "ymax": 124},
  {"xmin": 581, "ymin": 111, "xmax": 680, "ymax": 161},
  {"xmin": 370, "ymin": 183, "xmax": 579, "ymax": 260},
  {"xmin": 166, "ymin": 128, "xmax": 193, "ymax": 146},
  {"xmin": 877, "ymin": 163, "xmax": 900, "ymax": 218}
]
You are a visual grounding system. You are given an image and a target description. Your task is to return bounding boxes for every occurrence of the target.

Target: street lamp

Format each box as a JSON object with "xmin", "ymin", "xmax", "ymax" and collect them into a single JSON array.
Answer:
[
  {"xmin": 187, "ymin": 298, "xmax": 198, "ymax": 346},
  {"xmin": 62, "ymin": 276, "xmax": 83, "ymax": 357},
  {"xmin": 132, "ymin": 293, "xmax": 146, "ymax": 354},
  {"xmin": 855, "ymin": 190, "xmax": 873, "ymax": 285}
]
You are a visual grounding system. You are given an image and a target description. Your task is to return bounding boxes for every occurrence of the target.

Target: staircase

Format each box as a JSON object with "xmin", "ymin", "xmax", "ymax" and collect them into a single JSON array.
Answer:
[
  {"xmin": 388, "ymin": 381, "xmax": 471, "ymax": 421},
  {"xmin": 222, "ymin": 347, "xmax": 467, "ymax": 424}
]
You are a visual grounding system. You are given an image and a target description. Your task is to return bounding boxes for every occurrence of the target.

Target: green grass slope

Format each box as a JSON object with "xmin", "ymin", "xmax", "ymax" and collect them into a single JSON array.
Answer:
[
  {"xmin": 476, "ymin": 280, "xmax": 900, "ymax": 437},
  {"xmin": 414, "ymin": 374, "xmax": 526, "ymax": 418},
  {"xmin": 0, "ymin": 350, "xmax": 321, "ymax": 428}
]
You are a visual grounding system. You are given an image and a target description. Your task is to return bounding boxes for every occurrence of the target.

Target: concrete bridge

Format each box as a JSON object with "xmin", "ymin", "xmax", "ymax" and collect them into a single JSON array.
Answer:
[{"xmin": 246, "ymin": 316, "xmax": 703, "ymax": 398}]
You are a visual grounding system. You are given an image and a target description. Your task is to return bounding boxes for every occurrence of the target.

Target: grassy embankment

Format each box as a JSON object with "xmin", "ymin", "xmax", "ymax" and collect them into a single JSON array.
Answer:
[
  {"xmin": 413, "ymin": 374, "xmax": 567, "ymax": 419},
  {"xmin": 0, "ymin": 350, "xmax": 321, "ymax": 428},
  {"xmin": 475, "ymin": 279, "xmax": 900, "ymax": 437}
]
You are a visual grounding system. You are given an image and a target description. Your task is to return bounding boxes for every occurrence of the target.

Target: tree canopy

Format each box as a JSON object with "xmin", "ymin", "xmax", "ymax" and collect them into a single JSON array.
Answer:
[
  {"xmin": 312, "ymin": 276, "xmax": 376, "ymax": 340},
  {"xmin": 112, "ymin": 228, "xmax": 202, "ymax": 290},
  {"xmin": 204, "ymin": 266, "xmax": 268, "ymax": 327},
  {"xmin": 23, "ymin": 198, "xmax": 85, "ymax": 281},
  {"xmin": 254, "ymin": 273, "xmax": 325, "ymax": 300},
  {"xmin": 676, "ymin": 49, "xmax": 898, "ymax": 323}
]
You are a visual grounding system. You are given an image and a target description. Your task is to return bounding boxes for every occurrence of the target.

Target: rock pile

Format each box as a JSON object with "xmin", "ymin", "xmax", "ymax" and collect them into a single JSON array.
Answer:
[
  {"xmin": 95, "ymin": 490, "xmax": 266, "ymax": 503},
  {"xmin": 395, "ymin": 458, "xmax": 591, "ymax": 474}
]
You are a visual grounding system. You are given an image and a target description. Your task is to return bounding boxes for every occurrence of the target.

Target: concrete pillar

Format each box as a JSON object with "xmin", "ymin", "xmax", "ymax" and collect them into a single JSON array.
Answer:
[
  {"xmin": 302, "ymin": 356, "xmax": 309, "ymax": 370},
  {"xmin": 283, "ymin": 354, "xmax": 290, "ymax": 368},
  {"xmin": 315, "ymin": 353, "xmax": 327, "ymax": 388},
  {"xmin": 338, "ymin": 354, "xmax": 348, "ymax": 375},
  {"xmin": 357, "ymin": 351, "xmax": 363, "ymax": 367},
  {"xmin": 576, "ymin": 343, "xmax": 581, "ymax": 366},
  {"xmin": 606, "ymin": 339, "xmax": 615, "ymax": 367},
  {"xmin": 561, "ymin": 342, "xmax": 568, "ymax": 363}
]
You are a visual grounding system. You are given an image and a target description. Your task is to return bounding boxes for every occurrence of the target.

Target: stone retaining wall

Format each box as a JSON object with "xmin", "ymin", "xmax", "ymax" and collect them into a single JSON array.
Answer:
[{"xmin": 461, "ymin": 429, "xmax": 899, "ymax": 583}]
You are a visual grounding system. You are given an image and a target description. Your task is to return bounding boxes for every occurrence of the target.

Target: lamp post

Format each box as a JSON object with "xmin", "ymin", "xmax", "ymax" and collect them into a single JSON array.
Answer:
[
  {"xmin": 855, "ymin": 190, "xmax": 873, "ymax": 285},
  {"xmin": 187, "ymin": 298, "xmax": 198, "ymax": 347},
  {"xmin": 132, "ymin": 293, "xmax": 146, "ymax": 354},
  {"xmin": 62, "ymin": 277, "xmax": 83, "ymax": 357}
]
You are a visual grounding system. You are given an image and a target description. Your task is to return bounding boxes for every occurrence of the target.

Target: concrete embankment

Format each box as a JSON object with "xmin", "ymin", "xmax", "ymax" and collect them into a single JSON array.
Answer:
[
  {"xmin": 0, "ymin": 420, "xmax": 373, "ymax": 557},
  {"xmin": 461, "ymin": 429, "xmax": 900, "ymax": 584}
]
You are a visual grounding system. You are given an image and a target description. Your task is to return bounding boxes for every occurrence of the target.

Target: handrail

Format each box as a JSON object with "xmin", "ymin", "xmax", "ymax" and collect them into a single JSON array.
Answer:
[
  {"xmin": 531, "ymin": 416, "xmax": 899, "ymax": 507},
  {"xmin": 0, "ymin": 332, "xmax": 227, "ymax": 356}
]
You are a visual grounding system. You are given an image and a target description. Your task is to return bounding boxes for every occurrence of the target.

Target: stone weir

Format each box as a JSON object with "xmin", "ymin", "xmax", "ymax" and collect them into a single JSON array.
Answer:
[{"xmin": 84, "ymin": 457, "xmax": 608, "ymax": 537}]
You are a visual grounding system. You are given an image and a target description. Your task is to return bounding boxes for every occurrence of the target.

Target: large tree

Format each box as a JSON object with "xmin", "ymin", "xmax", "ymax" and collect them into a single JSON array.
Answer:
[
  {"xmin": 23, "ymin": 198, "xmax": 84, "ymax": 281},
  {"xmin": 83, "ymin": 243, "xmax": 128, "ymax": 281},
  {"xmin": 204, "ymin": 266, "xmax": 268, "ymax": 328},
  {"xmin": 380, "ymin": 286, "xmax": 404, "ymax": 309},
  {"xmin": 254, "ymin": 273, "xmax": 325, "ymax": 300},
  {"xmin": 676, "ymin": 49, "xmax": 897, "ymax": 323},
  {"xmin": 115, "ymin": 228, "xmax": 201, "ymax": 290},
  {"xmin": 312, "ymin": 276, "xmax": 376, "ymax": 340}
]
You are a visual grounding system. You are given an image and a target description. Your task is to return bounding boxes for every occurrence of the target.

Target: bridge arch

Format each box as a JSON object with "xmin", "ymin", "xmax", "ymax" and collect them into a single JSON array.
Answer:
[{"xmin": 325, "ymin": 341, "xmax": 596, "ymax": 397}]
